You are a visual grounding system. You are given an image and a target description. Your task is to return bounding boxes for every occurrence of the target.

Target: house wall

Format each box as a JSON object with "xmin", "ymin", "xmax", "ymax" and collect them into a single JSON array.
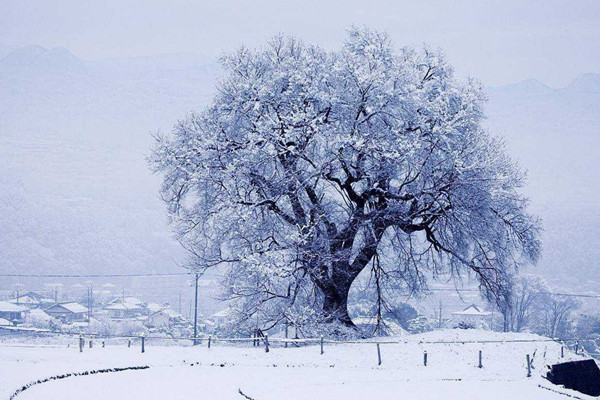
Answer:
[
  {"xmin": 148, "ymin": 313, "xmax": 171, "ymax": 327},
  {"xmin": 107, "ymin": 309, "xmax": 138, "ymax": 319},
  {"xmin": 0, "ymin": 311, "xmax": 23, "ymax": 320},
  {"xmin": 46, "ymin": 310, "xmax": 86, "ymax": 321}
]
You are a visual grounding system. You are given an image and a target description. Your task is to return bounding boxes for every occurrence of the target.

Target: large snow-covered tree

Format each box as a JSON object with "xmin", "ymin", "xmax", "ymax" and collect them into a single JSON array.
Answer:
[{"xmin": 150, "ymin": 28, "xmax": 540, "ymax": 331}]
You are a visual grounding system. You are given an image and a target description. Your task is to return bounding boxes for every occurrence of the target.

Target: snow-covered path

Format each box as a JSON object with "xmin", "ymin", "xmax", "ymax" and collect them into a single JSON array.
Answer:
[{"xmin": 1, "ymin": 330, "xmax": 595, "ymax": 400}]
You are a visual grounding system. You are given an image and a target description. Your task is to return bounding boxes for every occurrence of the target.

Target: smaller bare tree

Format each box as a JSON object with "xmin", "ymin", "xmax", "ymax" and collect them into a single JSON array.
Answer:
[
  {"xmin": 540, "ymin": 293, "xmax": 582, "ymax": 338},
  {"xmin": 511, "ymin": 275, "xmax": 548, "ymax": 332}
]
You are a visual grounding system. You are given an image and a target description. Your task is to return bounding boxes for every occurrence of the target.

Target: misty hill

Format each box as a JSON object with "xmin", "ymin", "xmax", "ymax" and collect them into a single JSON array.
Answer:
[
  {"xmin": 487, "ymin": 74, "xmax": 600, "ymax": 290},
  {"xmin": 0, "ymin": 45, "xmax": 598, "ymax": 293},
  {"xmin": 0, "ymin": 46, "xmax": 221, "ymax": 279}
]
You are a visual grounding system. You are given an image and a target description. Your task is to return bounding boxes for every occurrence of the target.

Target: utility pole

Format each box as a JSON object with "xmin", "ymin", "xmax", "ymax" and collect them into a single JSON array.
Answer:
[
  {"xmin": 193, "ymin": 273, "xmax": 199, "ymax": 345},
  {"xmin": 13, "ymin": 283, "xmax": 24, "ymax": 305},
  {"xmin": 90, "ymin": 286, "xmax": 94, "ymax": 318},
  {"xmin": 88, "ymin": 287, "xmax": 92, "ymax": 321},
  {"xmin": 178, "ymin": 290, "xmax": 182, "ymax": 314},
  {"xmin": 85, "ymin": 281, "xmax": 93, "ymax": 321}
]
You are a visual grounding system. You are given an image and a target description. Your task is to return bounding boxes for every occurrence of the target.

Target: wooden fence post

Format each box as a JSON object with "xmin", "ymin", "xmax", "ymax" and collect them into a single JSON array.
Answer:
[
  {"xmin": 208, "ymin": 335, "xmax": 212, "ymax": 349},
  {"xmin": 377, "ymin": 343, "xmax": 382, "ymax": 366},
  {"xmin": 478, "ymin": 350, "xmax": 483, "ymax": 368},
  {"xmin": 89, "ymin": 339, "xmax": 93, "ymax": 349},
  {"xmin": 79, "ymin": 333, "xmax": 83, "ymax": 353},
  {"xmin": 320, "ymin": 335, "xmax": 324, "ymax": 355},
  {"xmin": 561, "ymin": 345, "xmax": 564, "ymax": 358},
  {"xmin": 141, "ymin": 335, "xmax": 145, "ymax": 353},
  {"xmin": 424, "ymin": 351, "xmax": 428, "ymax": 366},
  {"xmin": 526, "ymin": 354, "xmax": 531, "ymax": 377},
  {"xmin": 102, "ymin": 341, "xmax": 105, "ymax": 348},
  {"xmin": 128, "ymin": 340, "xmax": 131, "ymax": 348},
  {"xmin": 575, "ymin": 341, "xmax": 579, "ymax": 355},
  {"xmin": 264, "ymin": 334, "xmax": 269, "ymax": 353}
]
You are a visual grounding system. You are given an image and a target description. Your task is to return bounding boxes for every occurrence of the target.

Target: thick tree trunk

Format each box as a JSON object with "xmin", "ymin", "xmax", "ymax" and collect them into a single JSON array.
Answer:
[
  {"xmin": 315, "ymin": 219, "xmax": 386, "ymax": 329},
  {"xmin": 317, "ymin": 268, "xmax": 359, "ymax": 328},
  {"xmin": 322, "ymin": 285, "xmax": 354, "ymax": 327}
]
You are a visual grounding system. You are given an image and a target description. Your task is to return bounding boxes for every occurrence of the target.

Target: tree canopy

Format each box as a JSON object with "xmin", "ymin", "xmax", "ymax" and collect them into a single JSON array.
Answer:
[{"xmin": 150, "ymin": 28, "xmax": 541, "ymax": 333}]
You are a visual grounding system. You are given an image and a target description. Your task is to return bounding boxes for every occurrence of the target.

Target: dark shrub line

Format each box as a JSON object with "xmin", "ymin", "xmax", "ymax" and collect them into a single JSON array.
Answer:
[{"xmin": 8, "ymin": 365, "xmax": 150, "ymax": 400}]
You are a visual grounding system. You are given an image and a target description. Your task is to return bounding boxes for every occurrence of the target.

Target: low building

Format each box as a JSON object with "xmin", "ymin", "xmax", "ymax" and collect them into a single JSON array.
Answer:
[
  {"xmin": 8, "ymin": 292, "xmax": 54, "ymax": 309},
  {"xmin": 210, "ymin": 308, "xmax": 233, "ymax": 328},
  {"xmin": 146, "ymin": 302, "xmax": 163, "ymax": 314},
  {"xmin": 452, "ymin": 304, "xmax": 492, "ymax": 329},
  {"xmin": 146, "ymin": 308, "xmax": 187, "ymax": 328},
  {"xmin": 0, "ymin": 301, "xmax": 27, "ymax": 324},
  {"xmin": 108, "ymin": 296, "xmax": 144, "ymax": 307},
  {"xmin": 104, "ymin": 299, "xmax": 143, "ymax": 320},
  {"xmin": 44, "ymin": 302, "xmax": 88, "ymax": 322}
]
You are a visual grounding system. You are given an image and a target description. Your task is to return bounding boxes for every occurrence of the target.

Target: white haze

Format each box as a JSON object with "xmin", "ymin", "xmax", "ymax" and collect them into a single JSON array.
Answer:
[{"xmin": 0, "ymin": 45, "xmax": 598, "ymax": 294}]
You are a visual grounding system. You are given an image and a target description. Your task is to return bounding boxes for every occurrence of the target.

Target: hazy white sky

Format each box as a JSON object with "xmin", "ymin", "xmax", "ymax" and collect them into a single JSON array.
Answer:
[{"xmin": 1, "ymin": 0, "xmax": 598, "ymax": 87}]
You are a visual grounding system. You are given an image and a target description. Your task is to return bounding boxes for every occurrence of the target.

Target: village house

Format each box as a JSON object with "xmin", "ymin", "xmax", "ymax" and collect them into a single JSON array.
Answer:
[
  {"xmin": 8, "ymin": 292, "xmax": 54, "ymax": 309},
  {"xmin": 44, "ymin": 302, "xmax": 88, "ymax": 322},
  {"xmin": 0, "ymin": 301, "xmax": 27, "ymax": 324},
  {"xmin": 104, "ymin": 298, "xmax": 144, "ymax": 320},
  {"xmin": 26, "ymin": 309, "xmax": 54, "ymax": 324},
  {"xmin": 146, "ymin": 302, "xmax": 163, "ymax": 314},
  {"xmin": 146, "ymin": 308, "xmax": 187, "ymax": 328},
  {"xmin": 452, "ymin": 304, "xmax": 493, "ymax": 329},
  {"xmin": 211, "ymin": 308, "xmax": 233, "ymax": 328},
  {"xmin": 112, "ymin": 296, "xmax": 145, "ymax": 307}
]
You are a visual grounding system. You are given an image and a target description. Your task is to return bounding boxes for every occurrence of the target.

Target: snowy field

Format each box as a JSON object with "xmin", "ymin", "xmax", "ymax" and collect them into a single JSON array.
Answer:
[{"xmin": 0, "ymin": 330, "xmax": 595, "ymax": 400}]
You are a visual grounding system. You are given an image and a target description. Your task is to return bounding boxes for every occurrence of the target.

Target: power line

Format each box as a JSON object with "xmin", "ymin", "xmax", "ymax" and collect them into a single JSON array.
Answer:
[
  {"xmin": 428, "ymin": 288, "xmax": 600, "ymax": 299},
  {"xmin": 547, "ymin": 292, "xmax": 600, "ymax": 299},
  {"xmin": 1, "ymin": 273, "xmax": 598, "ymax": 298},
  {"xmin": 0, "ymin": 272, "xmax": 193, "ymax": 278}
]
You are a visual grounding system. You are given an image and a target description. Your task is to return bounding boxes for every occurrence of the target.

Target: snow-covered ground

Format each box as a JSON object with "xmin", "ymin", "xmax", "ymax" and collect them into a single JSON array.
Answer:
[{"xmin": 0, "ymin": 330, "xmax": 596, "ymax": 400}]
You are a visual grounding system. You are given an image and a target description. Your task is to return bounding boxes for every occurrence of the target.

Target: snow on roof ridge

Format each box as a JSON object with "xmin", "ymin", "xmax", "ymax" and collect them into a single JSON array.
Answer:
[
  {"xmin": 0, "ymin": 300, "xmax": 28, "ymax": 312},
  {"xmin": 47, "ymin": 301, "xmax": 87, "ymax": 313}
]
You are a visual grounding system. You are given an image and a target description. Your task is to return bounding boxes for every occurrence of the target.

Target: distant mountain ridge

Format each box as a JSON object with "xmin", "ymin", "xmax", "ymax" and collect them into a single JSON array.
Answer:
[
  {"xmin": 566, "ymin": 73, "xmax": 600, "ymax": 93},
  {"xmin": 0, "ymin": 45, "xmax": 87, "ymax": 76},
  {"xmin": 490, "ymin": 74, "xmax": 600, "ymax": 94}
]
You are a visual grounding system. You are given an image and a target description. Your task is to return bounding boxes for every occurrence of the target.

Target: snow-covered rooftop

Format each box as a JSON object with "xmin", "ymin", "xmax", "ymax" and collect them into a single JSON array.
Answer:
[
  {"xmin": 28, "ymin": 309, "xmax": 53, "ymax": 320},
  {"xmin": 8, "ymin": 295, "xmax": 40, "ymax": 305},
  {"xmin": 108, "ymin": 297, "xmax": 144, "ymax": 307},
  {"xmin": 150, "ymin": 308, "xmax": 183, "ymax": 319},
  {"xmin": 147, "ymin": 303, "xmax": 162, "ymax": 313},
  {"xmin": 0, "ymin": 301, "xmax": 27, "ymax": 312},
  {"xmin": 452, "ymin": 304, "xmax": 492, "ymax": 316},
  {"xmin": 46, "ymin": 302, "xmax": 87, "ymax": 314},
  {"xmin": 211, "ymin": 309, "xmax": 232, "ymax": 318},
  {"xmin": 105, "ymin": 302, "xmax": 141, "ymax": 310}
]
